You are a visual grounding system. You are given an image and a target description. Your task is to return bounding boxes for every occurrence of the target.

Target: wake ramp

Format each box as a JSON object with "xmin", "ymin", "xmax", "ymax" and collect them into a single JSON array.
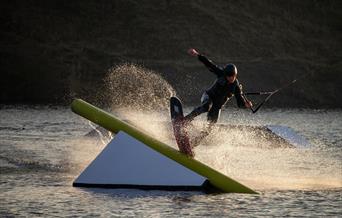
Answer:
[
  {"xmin": 71, "ymin": 99, "xmax": 257, "ymax": 194},
  {"xmin": 74, "ymin": 131, "xmax": 207, "ymax": 190}
]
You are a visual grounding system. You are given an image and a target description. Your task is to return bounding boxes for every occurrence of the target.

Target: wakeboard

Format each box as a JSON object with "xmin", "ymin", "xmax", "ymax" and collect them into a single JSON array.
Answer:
[{"xmin": 170, "ymin": 97, "xmax": 194, "ymax": 157}]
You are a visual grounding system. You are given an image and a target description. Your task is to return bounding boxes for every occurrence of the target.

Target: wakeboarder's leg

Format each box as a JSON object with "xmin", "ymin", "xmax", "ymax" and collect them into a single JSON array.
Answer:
[
  {"xmin": 191, "ymin": 106, "xmax": 220, "ymax": 147},
  {"xmin": 184, "ymin": 92, "xmax": 212, "ymax": 123}
]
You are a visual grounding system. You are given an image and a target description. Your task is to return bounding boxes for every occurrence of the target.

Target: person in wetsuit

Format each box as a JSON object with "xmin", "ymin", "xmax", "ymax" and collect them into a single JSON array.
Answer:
[{"xmin": 184, "ymin": 48, "xmax": 253, "ymax": 141}]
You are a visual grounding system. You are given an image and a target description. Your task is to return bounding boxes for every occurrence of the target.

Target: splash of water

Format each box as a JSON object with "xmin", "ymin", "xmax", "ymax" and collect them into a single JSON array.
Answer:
[
  {"xmin": 104, "ymin": 63, "xmax": 176, "ymax": 112},
  {"xmin": 101, "ymin": 63, "xmax": 176, "ymax": 144},
  {"xmin": 87, "ymin": 121, "xmax": 112, "ymax": 145}
]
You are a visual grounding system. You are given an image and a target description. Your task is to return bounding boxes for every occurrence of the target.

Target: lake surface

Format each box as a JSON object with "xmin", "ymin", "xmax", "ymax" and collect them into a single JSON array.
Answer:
[{"xmin": 0, "ymin": 106, "xmax": 341, "ymax": 217}]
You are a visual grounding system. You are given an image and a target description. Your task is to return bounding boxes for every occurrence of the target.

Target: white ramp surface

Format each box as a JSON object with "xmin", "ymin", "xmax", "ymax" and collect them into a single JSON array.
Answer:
[{"xmin": 74, "ymin": 131, "xmax": 207, "ymax": 189}]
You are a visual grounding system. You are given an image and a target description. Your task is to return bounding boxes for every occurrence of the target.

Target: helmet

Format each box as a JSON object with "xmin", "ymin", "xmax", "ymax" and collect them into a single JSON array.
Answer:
[{"xmin": 223, "ymin": 64, "xmax": 237, "ymax": 77}]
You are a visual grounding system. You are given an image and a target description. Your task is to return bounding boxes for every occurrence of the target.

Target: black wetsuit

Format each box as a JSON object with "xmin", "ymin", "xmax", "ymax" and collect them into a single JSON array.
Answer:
[{"xmin": 185, "ymin": 54, "xmax": 247, "ymax": 124}]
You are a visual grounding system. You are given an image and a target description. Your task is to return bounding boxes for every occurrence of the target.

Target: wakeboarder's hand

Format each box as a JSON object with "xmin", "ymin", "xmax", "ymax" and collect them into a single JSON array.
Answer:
[
  {"xmin": 188, "ymin": 48, "xmax": 199, "ymax": 57},
  {"xmin": 245, "ymin": 100, "xmax": 253, "ymax": 108}
]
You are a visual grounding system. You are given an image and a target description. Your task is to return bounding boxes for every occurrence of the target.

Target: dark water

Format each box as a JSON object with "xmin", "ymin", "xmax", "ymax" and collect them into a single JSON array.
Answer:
[{"xmin": 0, "ymin": 106, "xmax": 341, "ymax": 217}]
